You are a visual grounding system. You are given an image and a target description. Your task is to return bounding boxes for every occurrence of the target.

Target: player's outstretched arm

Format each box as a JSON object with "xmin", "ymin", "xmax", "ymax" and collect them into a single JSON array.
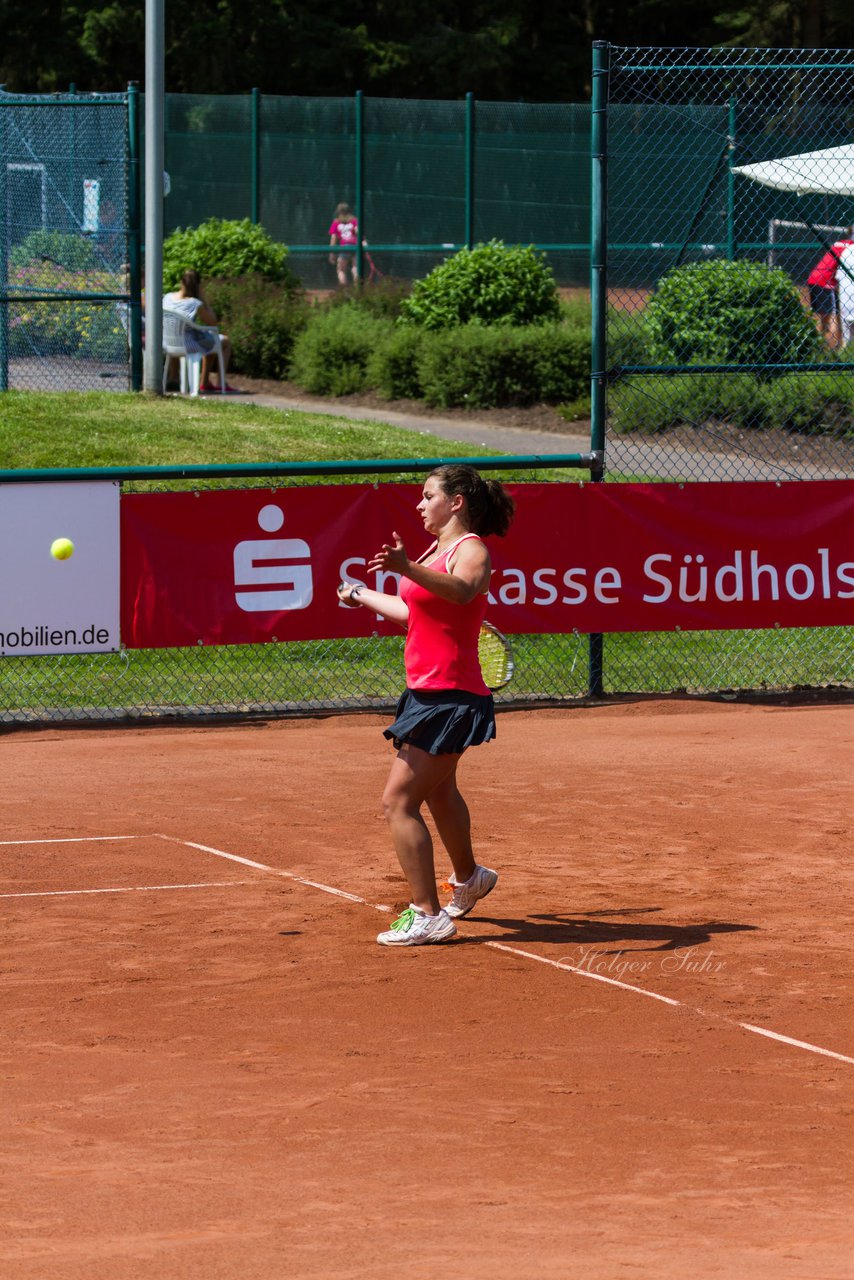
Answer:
[{"xmin": 337, "ymin": 582, "xmax": 409, "ymax": 626}]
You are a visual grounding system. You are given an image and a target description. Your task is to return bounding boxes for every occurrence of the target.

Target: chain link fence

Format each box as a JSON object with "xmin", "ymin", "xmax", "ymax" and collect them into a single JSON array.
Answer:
[
  {"xmin": 595, "ymin": 44, "xmax": 854, "ymax": 698},
  {"xmin": 0, "ymin": 89, "xmax": 135, "ymax": 393},
  {"xmin": 0, "ymin": 467, "xmax": 593, "ymax": 726}
]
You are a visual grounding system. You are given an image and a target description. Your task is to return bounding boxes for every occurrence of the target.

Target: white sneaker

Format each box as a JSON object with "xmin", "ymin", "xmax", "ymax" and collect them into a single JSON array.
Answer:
[
  {"xmin": 376, "ymin": 904, "xmax": 457, "ymax": 947},
  {"xmin": 444, "ymin": 865, "xmax": 498, "ymax": 919}
]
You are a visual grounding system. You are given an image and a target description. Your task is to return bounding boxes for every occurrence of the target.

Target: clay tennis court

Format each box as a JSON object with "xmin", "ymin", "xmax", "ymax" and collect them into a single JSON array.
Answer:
[{"xmin": 3, "ymin": 698, "xmax": 853, "ymax": 1279}]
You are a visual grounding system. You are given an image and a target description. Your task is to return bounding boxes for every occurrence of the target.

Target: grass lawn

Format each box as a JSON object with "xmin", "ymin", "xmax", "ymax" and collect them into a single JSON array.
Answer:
[{"xmin": 0, "ymin": 391, "xmax": 574, "ymax": 482}]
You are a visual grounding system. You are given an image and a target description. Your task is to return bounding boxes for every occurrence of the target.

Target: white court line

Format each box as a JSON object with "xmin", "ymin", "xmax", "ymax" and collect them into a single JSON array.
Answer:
[
  {"xmin": 167, "ymin": 835, "xmax": 854, "ymax": 1070},
  {"xmin": 154, "ymin": 835, "xmax": 393, "ymax": 913},
  {"xmin": 485, "ymin": 941, "xmax": 682, "ymax": 1006},
  {"xmin": 21, "ymin": 831, "xmax": 846, "ymax": 1069},
  {"xmin": 737, "ymin": 1022, "xmax": 854, "ymax": 1066},
  {"xmin": 0, "ymin": 835, "xmax": 147, "ymax": 846},
  {"xmin": 1, "ymin": 881, "xmax": 252, "ymax": 900},
  {"xmin": 486, "ymin": 941, "xmax": 854, "ymax": 1067}
]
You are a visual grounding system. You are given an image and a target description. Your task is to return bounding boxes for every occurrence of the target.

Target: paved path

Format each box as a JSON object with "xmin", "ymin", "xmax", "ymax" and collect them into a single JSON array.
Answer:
[
  {"xmin": 246, "ymin": 391, "xmax": 592, "ymax": 458},
  {"xmin": 245, "ymin": 390, "xmax": 854, "ymax": 481}
]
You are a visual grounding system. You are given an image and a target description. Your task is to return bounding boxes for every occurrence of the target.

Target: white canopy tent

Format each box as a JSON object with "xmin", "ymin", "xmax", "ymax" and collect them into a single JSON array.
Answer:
[{"xmin": 732, "ymin": 143, "xmax": 854, "ymax": 196}]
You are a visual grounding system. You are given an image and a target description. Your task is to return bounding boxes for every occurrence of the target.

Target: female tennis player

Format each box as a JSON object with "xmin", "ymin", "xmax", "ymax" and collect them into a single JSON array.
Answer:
[{"xmin": 337, "ymin": 464, "xmax": 515, "ymax": 947}]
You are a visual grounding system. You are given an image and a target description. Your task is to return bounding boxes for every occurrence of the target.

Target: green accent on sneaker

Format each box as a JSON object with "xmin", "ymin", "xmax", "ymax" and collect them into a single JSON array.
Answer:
[{"xmin": 389, "ymin": 907, "xmax": 418, "ymax": 933}]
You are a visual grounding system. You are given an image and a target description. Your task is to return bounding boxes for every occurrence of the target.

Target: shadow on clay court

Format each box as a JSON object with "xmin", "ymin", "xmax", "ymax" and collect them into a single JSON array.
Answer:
[{"xmin": 471, "ymin": 911, "xmax": 758, "ymax": 953}]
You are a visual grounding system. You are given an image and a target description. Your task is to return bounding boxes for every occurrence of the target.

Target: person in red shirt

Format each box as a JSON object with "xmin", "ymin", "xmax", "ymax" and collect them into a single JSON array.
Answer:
[
  {"xmin": 337, "ymin": 464, "xmax": 515, "ymax": 946},
  {"xmin": 328, "ymin": 202, "xmax": 359, "ymax": 287},
  {"xmin": 807, "ymin": 233, "xmax": 854, "ymax": 348}
]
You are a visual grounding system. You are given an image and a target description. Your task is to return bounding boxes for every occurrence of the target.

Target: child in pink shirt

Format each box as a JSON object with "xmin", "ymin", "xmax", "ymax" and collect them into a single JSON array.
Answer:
[{"xmin": 328, "ymin": 202, "xmax": 359, "ymax": 286}]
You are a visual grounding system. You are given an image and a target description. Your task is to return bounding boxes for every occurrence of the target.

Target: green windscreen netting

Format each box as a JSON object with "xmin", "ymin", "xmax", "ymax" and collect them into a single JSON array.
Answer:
[{"xmin": 160, "ymin": 94, "xmax": 591, "ymax": 290}]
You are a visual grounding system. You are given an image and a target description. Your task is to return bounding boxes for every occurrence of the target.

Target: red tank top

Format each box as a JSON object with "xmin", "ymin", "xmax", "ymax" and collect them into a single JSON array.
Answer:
[
  {"xmin": 399, "ymin": 533, "xmax": 490, "ymax": 694},
  {"xmin": 808, "ymin": 241, "xmax": 852, "ymax": 287}
]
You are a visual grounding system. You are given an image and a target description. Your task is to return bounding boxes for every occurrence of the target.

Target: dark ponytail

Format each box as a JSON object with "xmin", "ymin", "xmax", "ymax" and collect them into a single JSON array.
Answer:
[{"xmin": 430, "ymin": 464, "xmax": 515, "ymax": 538}]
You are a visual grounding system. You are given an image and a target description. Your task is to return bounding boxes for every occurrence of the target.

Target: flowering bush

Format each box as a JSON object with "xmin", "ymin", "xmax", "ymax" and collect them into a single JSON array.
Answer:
[{"xmin": 8, "ymin": 259, "xmax": 127, "ymax": 361}]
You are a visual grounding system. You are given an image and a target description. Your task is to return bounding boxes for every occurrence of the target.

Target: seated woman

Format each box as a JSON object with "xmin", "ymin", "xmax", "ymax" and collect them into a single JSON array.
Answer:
[{"xmin": 162, "ymin": 268, "xmax": 235, "ymax": 392}]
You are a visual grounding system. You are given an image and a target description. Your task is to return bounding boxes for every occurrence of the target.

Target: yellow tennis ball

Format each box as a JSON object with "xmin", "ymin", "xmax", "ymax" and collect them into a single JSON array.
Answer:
[{"xmin": 51, "ymin": 537, "xmax": 75, "ymax": 561}]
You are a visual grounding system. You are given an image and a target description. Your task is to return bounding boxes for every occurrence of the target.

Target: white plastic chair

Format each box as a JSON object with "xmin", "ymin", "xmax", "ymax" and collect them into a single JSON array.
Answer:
[{"xmin": 162, "ymin": 306, "xmax": 226, "ymax": 395}]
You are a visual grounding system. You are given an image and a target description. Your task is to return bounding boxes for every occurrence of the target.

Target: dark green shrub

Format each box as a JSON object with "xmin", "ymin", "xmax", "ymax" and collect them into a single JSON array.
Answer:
[
  {"xmin": 532, "ymin": 326, "xmax": 590, "ymax": 403},
  {"xmin": 645, "ymin": 259, "xmax": 822, "ymax": 369},
  {"xmin": 324, "ymin": 277, "xmax": 413, "ymax": 321},
  {"xmin": 610, "ymin": 374, "xmax": 768, "ymax": 434},
  {"xmin": 162, "ymin": 218, "xmax": 299, "ymax": 291},
  {"xmin": 608, "ymin": 306, "xmax": 654, "ymax": 367},
  {"xmin": 289, "ymin": 308, "xmax": 391, "ymax": 395},
  {"xmin": 366, "ymin": 326, "xmax": 424, "ymax": 400},
  {"xmin": 10, "ymin": 229, "xmax": 96, "ymax": 272},
  {"xmin": 416, "ymin": 323, "xmax": 590, "ymax": 409},
  {"xmin": 762, "ymin": 373, "xmax": 854, "ymax": 435},
  {"xmin": 400, "ymin": 240, "xmax": 561, "ymax": 330},
  {"xmin": 559, "ymin": 295, "xmax": 592, "ymax": 329},
  {"xmin": 608, "ymin": 371, "xmax": 854, "ymax": 436},
  {"xmin": 204, "ymin": 275, "xmax": 309, "ymax": 379}
]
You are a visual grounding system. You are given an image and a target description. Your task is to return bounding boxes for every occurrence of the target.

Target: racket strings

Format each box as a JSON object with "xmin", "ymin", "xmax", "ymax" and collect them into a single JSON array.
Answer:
[{"xmin": 478, "ymin": 625, "xmax": 514, "ymax": 690}]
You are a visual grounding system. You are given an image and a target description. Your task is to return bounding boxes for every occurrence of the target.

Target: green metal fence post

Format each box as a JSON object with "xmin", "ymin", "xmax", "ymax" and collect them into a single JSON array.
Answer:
[
  {"xmin": 0, "ymin": 97, "xmax": 8, "ymax": 392},
  {"xmin": 355, "ymin": 90, "xmax": 365, "ymax": 282},
  {"xmin": 588, "ymin": 41, "xmax": 610, "ymax": 698},
  {"xmin": 127, "ymin": 82, "xmax": 143, "ymax": 391},
  {"xmin": 250, "ymin": 87, "xmax": 261, "ymax": 224},
  {"xmin": 465, "ymin": 92, "xmax": 475, "ymax": 250},
  {"xmin": 726, "ymin": 94, "xmax": 737, "ymax": 260}
]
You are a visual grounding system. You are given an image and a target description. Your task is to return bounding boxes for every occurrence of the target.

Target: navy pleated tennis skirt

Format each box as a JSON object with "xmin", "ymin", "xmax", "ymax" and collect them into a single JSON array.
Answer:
[{"xmin": 383, "ymin": 688, "xmax": 496, "ymax": 756}]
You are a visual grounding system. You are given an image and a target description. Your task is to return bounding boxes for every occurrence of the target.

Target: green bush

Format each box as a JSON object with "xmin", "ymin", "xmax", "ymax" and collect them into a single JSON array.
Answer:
[
  {"xmin": 416, "ymin": 323, "xmax": 590, "ymax": 409},
  {"xmin": 204, "ymin": 275, "xmax": 309, "ymax": 380},
  {"xmin": 559, "ymin": 295, "xmax": 592, "ymax": 330},
  {"xmin": 609, "ymin": 371, "xmax": 854, "ymax": 436},
  {"xmin": 366, "ymin": 326, "xmax": 424, "ymax": 400},
  {"xmin": 324, "ymin": 277, "xmax": 413, "ymax": 321},
  {"xmin": 289, "ymin": 307, "xmax": 391, "ymax": 395},
  {"xmin": 761, "ymin": 373, "xmax": 854, "ymax": 435},
  {"xmin": 610, "ymin": 374, "xmax": 766, "ymax": 434},
  {"xmin": 608, "ymin": 306, "xmax": 654, "ymax": 367},
  {"xmin": 9, "ymin": 229, "xmax": 96, "ymax": 273},
  {"xmin": 399, "ymin": 240, "xmax": 561, "ymax": 330},
  {"xmin": 646, "ymin": 259, "xmax": 822, "ymax": 369},
  {"xmin": 162, "ymin": 218, "xmax": 299, "ymax": 292},
  {"xmin": 532, "ymin": 326, "xmax": 590, "ymax": 403}
]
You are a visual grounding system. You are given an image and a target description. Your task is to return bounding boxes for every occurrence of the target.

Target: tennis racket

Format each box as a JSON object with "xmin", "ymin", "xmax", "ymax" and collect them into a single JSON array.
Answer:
[{"xmin": 478, "ymin": 622, "xmax": 514, "ymax": 691}]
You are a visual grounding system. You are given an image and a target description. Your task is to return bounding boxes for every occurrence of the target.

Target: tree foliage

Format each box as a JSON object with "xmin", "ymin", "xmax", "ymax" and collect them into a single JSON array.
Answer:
[{"xmin": 3, "ymin": 0, "xmax": 853, "ymax": 98}]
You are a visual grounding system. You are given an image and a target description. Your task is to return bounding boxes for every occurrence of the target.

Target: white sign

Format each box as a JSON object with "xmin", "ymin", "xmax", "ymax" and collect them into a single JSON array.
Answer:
[
  {"xmin": 233, "ymin": 503, "xmax": 313, "ymax": 613},
  {"xmin": 0, "ymin": 482, "xmax": 120, "ymax": 655},
  {"xmin": 83, "ymin": 178, "xmax": 100, "ymax": 233}
]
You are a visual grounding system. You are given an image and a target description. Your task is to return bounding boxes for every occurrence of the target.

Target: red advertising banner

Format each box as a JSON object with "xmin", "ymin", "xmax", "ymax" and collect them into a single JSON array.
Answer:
[{"xmin": 120, "ymin": 481, "xmax": 854, "ymax": 648}]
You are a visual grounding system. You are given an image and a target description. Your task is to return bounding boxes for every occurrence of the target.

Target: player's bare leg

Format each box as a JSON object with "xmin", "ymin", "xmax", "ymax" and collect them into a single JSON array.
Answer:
[
  {"xmin": 426, "ymin": 764, "xmax": 477, "ymax": 884},
  {"xmin": 381, "ymin": 744, "xmax": 461, "ymax": 914}
]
